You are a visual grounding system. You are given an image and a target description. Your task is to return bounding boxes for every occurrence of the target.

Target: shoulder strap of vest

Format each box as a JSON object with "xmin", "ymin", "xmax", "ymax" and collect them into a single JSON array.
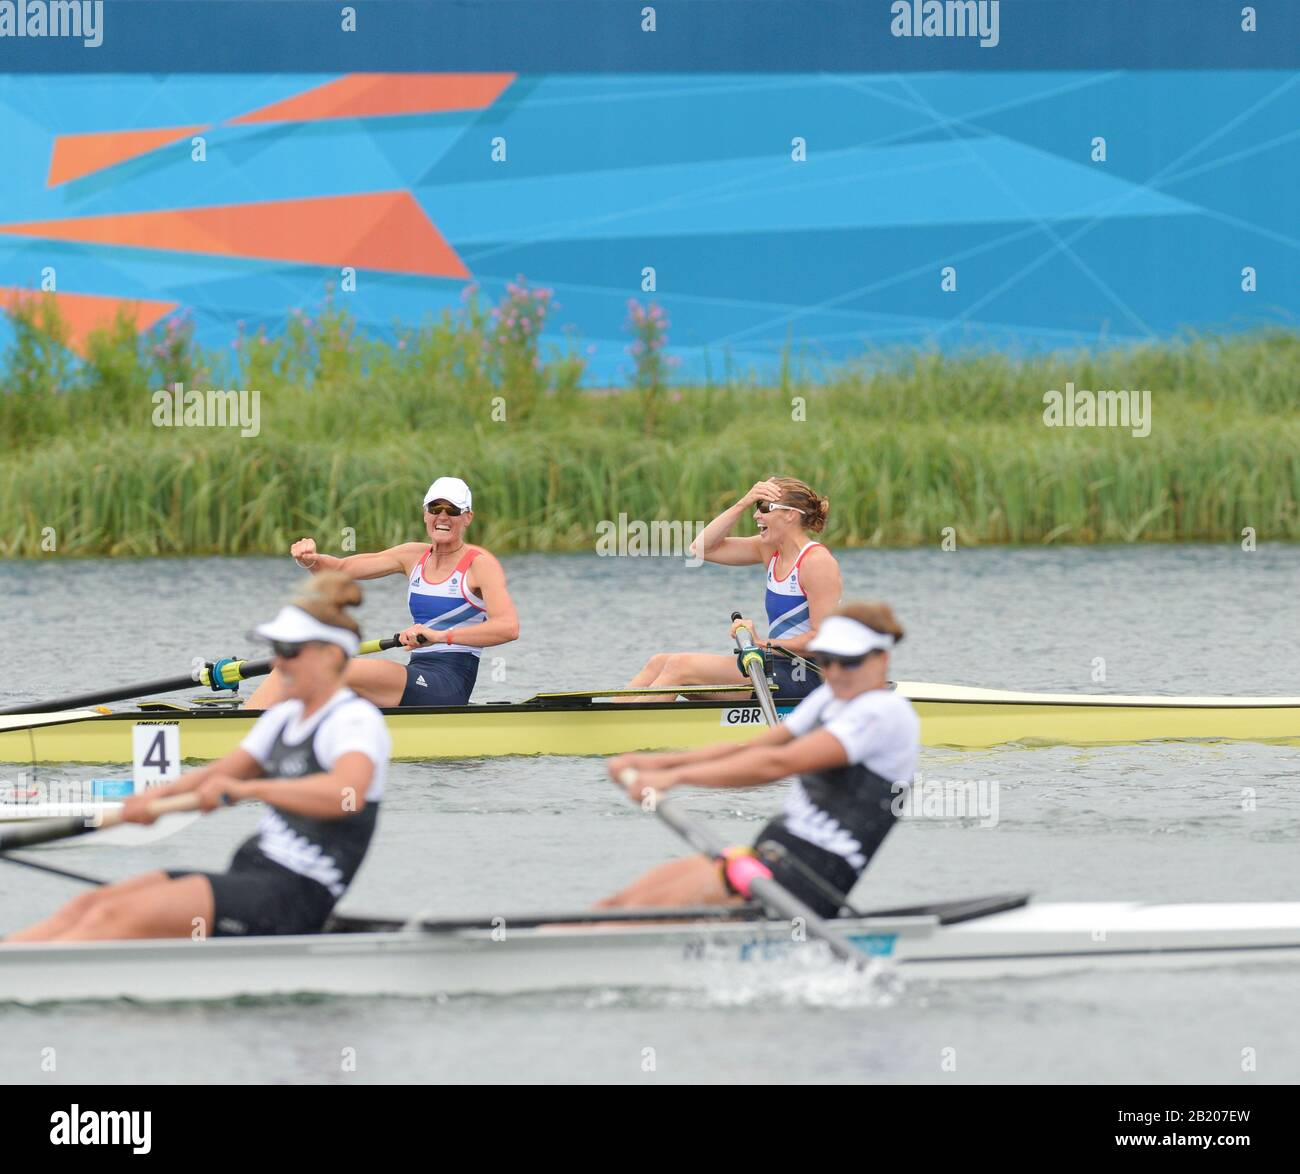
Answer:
[
  {"xmin": 792, "ymin": 541, "xmax": 824, "ymax": 570},
  {"xmin": 792, "ymin": 541, "xmax": 825, "ymax": 591}
]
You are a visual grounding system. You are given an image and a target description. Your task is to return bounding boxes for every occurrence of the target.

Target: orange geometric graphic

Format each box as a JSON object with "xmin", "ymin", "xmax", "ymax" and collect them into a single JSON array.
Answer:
[
  {"xmin": 47, "ymin": 126, "xmax": 209, "ymax": 188},
  {"xmin": 228, "ymin": 72, "xmax": 516, "ymax": 125},
  {"xmin": 0, "ymin": 288, "xmax": 179, "ymax": 356},
  {"xmin": 0, "ymin": 192, "xmax": 469, "ymax": 278}
]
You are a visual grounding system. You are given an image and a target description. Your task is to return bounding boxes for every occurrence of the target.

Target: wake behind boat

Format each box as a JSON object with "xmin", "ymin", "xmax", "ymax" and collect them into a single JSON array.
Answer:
[
  {"xmin": 4, "ymin": 895, "xmax": 1300, "ymax": 1004},
  {"xmin": 2, "ymin": 681, "xmax": 1297, "ymax": 768}
]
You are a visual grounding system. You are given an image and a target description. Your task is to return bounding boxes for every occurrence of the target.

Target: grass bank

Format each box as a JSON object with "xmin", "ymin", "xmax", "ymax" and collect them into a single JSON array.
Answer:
[{"xmin": 1, "ymin": 290, "xmax": 1296, "ymax": 555}]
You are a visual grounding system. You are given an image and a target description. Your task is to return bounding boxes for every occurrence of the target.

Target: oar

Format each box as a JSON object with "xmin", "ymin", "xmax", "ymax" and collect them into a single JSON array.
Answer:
[
  {"xmin": 0, "ymin": 792, "xmax": 201, "ymax": 853},
  {"xmin": 730, "ymin": 610, "xmax": 780, "ymax": 727},
  {"xmin": 618, "ymin": 772, "xmax": 869, "ymax": 971},
  {"xmin": 0, "ymin": 803, "xmax": 201, "ymax": 851},
  {"xmin": 0, "ymin": 634, "xmax": 404, "ymax": 716}
]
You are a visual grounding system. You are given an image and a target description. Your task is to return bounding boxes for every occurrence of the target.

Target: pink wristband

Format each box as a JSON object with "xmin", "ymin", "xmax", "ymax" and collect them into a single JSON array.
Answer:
[{"xmin": 723, "ymin": 852, "xmax": 773, "ymax": 898}]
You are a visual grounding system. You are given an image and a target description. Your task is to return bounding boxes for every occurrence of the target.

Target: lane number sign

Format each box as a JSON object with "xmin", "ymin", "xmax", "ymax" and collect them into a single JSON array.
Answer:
[{"xmin": 132, "ymin": 722, "xmax": 181, "ymax": 789}]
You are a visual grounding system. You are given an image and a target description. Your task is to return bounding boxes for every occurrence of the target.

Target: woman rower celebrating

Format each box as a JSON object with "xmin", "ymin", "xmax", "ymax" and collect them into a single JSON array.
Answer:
[
  {"xmin": 247, "ymin": 476, "xmax": 519, "ymax": 710},
  {"xmin": 600, "ymin": 602, "xmax": 918, "ymax": 917},
  {"xmin": 6, "ymin": 574, "xmax": 390, "ymax": 942},
  {"xmin": 622, "ymin": 476, "xmax": 841, "ymax": 702}
]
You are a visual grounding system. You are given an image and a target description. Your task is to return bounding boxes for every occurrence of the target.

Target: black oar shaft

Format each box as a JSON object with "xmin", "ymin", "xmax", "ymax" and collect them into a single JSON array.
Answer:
[
  {"xmin": 0, "ymin": 635, "xmax": 403, "ymax": 716},
  {"xmin": 0, "ymin": 663, "xmax": 271, "ymax": 716},
  {"xmin": 0, "ymin": 792, "xmax": 200, "ymax": 854},
  {"xmin": 0, "ymin": 814, "xmax": 101, "ymax": 851}
]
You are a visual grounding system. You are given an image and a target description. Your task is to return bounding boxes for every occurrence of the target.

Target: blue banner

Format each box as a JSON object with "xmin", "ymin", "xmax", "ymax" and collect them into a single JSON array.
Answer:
[{"xmin": 0, "ymin": 0, "xmax": 1295, "ymax": 73}]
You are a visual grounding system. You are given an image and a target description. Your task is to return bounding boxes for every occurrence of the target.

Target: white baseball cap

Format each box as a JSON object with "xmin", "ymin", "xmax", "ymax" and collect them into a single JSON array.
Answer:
[
  {"xmin": 423, "ymin": 476, "xmax": 472, "ymax": 511},
  {"xmin": 807, "ymin": 615, "xmax": 895, "ymax": 658},
  {"xmin": 254, "ymin": 606, "xmax": 360, "ymax": 656}
]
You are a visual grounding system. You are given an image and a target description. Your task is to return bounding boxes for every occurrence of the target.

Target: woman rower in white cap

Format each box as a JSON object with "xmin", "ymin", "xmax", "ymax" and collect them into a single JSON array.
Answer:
[
  {"xmin": 247, "ymin": 475, "xmax": 519, "ymax": 709},
  {"xmin": 600, "ymin": 602, "xmax": 919, "ymax": 917},
  {"xmin": 6, "ymin": 574, "xmax": 390, "ymax": 942}
]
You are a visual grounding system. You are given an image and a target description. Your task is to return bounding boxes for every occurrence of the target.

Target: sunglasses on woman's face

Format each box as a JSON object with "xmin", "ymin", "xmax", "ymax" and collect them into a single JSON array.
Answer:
[
  {"xmin": 811, "ymin": 652, "xmax": 872, "ymax": 671},
  {"xmin": 271, "ymin": 641, "xmax": 306, "ymax": 659},
  {"xmin": 424, "ymin": 501, "xmax": 463, "ymax": 517},
  {"xmin": 756, "ymin": 501, "xmax": 803, "ymax": 515}
]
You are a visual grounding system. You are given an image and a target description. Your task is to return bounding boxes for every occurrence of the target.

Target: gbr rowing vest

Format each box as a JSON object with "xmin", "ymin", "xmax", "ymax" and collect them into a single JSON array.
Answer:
[
  {"xmin": 408, "ymin": 546, "xmax": 487, "ymax": 658},
  {"xmin": 765, "ymin": 541, "xmax": 824, "ymax": 642}
]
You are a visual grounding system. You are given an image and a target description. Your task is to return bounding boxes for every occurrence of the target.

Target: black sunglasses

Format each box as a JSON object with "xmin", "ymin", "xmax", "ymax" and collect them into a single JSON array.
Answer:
[
  {"xmin": 271, "ymin": 641, "xmax": 306, "ymax": 659},
  {"xmin": 811, "ymin": 651, "xmax": 875, "ymax": 671},
  {"xmin": 424, "ymin": 501, "xmax": 463, "ymax": 517}
]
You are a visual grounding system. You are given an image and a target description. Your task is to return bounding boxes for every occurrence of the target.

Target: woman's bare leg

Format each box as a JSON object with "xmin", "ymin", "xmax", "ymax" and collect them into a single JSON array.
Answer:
[
  {"xmin": 595, "ymin": 854, "xmax": 738, "ymax": 908},
  {"xmin": 243, "ymin": 667, "xmax": 284, "ymax": 710},
  {"xmin": 245, "ymin": 658, "xmax": 408, "ymax": 710},
  {"xmin": 617, "ymin": 652, "xmax": 749, "ymax": 703},
  {"xmin": 624, "ymin": 653, "xmax": 671, "ymax": 690},
  {"xmin": 6, "ymin": 871, "xmax": 174, "ymax": 942},
  {"xmin": 48, "ymin": 875, "xmax": 217, "ymax": 942}
]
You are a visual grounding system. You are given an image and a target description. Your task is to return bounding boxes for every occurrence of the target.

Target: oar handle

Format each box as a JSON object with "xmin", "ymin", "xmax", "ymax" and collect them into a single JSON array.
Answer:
[
  {"xmin": 361, "ymin": 633, "xmax": 429, "ymax": 655},
  {"xmin": 730, "ymin": 610, "xmax": 779, "ymax": 727},
  {"xmin": 360, "ymin": 635, "xmax": 404, "ymax": 655},
  {"xmin": 730, "ymin": 609, "xmax": 762, "ymax": 661},
  {"xmin": 139, "ymin": 792, "xmax": 204, "ymax": 820}
]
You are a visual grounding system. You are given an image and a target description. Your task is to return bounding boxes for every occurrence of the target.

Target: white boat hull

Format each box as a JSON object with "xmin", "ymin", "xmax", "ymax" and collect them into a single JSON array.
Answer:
[{"xmin": 3, "ymin": 903, "xmax": 1299, "ymax": 1003}]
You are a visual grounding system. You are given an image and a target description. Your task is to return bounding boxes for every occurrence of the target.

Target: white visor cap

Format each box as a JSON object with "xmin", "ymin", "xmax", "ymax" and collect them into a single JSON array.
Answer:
[
  {"xmin": 254, "ymin": 605, "xmax": 360, "ymax": 656},
  {"xmin": 423, "ymin": 476, "xmax": 472, "ymax": 511},
  {"xmin": 806, "ymin": 614, "xmax": 895, "ymax": 658}
]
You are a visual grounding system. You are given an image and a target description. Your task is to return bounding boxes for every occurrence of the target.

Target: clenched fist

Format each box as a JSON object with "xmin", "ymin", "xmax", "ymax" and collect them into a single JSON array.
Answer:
[{"xmin": 291, "ymin": 537, "xmax": 320, "ymax": 570}]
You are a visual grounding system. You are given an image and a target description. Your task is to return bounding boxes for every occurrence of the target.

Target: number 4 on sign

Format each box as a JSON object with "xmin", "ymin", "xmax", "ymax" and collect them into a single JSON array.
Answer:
[{"xmin": 132, "ymin": 723, "xmax": 181, "ymax": 790}]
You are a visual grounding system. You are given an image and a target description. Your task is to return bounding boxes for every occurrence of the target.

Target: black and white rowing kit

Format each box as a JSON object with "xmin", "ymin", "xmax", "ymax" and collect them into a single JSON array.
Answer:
[
  {"xmin": 748, "ymin": 684, "xmax": 920, "ymax": 917},
  {"xmin": 169, "ymin": 689, "xmax": 390, "ymax": 936}
]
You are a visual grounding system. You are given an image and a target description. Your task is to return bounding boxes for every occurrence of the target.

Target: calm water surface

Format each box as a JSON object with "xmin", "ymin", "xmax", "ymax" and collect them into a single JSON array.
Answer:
[{"xmin": 1, "ymin": 545, "xmax": 1297, "ymax": 1083}]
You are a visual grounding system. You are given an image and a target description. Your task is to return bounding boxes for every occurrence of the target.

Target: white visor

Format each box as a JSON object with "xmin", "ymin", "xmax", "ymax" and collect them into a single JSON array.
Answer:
[
  {"xmin": 254, "ymin": 606, "xmax": 360, "ymax": 656},
  {"xmin": 806, "ymin": 615, "xmax": 894, "ymax": 658},
  {"xmin": 423, "ymin": 476, "xmax": 472, "ymax": 511}
]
